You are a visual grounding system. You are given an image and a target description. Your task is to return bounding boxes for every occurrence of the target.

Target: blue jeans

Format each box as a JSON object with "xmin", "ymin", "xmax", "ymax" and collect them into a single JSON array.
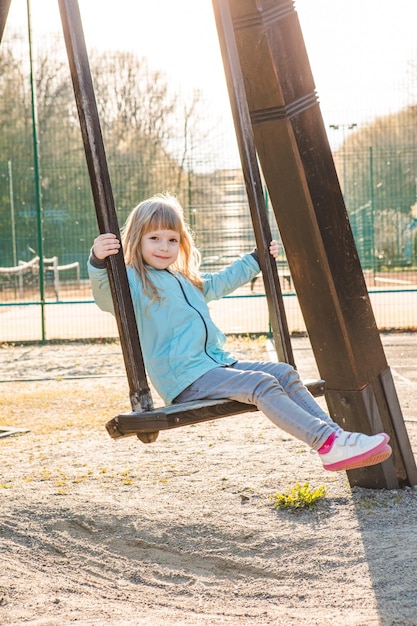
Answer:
[{"xmin": 174, "ymin": 361, "xmax": 339, "ymax": 450}]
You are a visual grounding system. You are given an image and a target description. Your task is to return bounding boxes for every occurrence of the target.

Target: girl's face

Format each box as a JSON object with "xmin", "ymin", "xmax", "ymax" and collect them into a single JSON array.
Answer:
[{"xmin": 140, "ymin": 228, "xmax": 180, "ymax": 270}]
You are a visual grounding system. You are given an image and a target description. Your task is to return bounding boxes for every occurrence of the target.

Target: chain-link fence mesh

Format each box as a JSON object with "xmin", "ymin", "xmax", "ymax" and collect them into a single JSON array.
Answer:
[{"xmin": 1, "ymin": 1, "xmax": 416, "ymax": 342}]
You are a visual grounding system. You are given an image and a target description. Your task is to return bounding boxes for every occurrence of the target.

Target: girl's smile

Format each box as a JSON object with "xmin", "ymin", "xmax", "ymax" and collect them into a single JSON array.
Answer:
[{"xmin": 140, "ymin": 229, "xmax": 180, "ymax": 269}]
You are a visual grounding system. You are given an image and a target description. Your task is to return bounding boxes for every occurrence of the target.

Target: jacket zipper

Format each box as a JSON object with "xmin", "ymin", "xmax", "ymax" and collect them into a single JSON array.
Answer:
[{"xmin": 166, "ymin": 270, "xmax": 218, "ymax": 364}]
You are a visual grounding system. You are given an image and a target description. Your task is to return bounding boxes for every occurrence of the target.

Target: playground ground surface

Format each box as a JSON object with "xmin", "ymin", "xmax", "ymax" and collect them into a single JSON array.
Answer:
[{"xmin": 1, "ymin": 333, "xmax": 417, "ymax": 625}]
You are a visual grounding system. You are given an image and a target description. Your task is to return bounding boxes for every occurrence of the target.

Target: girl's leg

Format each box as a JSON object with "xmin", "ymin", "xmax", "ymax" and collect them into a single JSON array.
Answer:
[
  {"xmin": 230, "ymin": 360, "xmax": 338, "ymax": 428},
  {"xmin": 174, "ymin": 364, "xmax": 336, "ymax": 450}
]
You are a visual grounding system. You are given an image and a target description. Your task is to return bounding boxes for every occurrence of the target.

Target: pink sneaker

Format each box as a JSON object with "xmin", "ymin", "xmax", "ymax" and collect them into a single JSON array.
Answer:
[{"xmin": 319, "ymin": 430, "xmax": 392, "ymax": 471}]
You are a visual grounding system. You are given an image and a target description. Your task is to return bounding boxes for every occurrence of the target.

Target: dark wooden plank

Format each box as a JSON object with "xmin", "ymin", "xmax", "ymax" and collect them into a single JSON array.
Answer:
[
  {"xmin": 106, "ymin": 399, "xmax": 258, "ymax": 439},
  {"xmin": 106, "ymin": 379, "xmax": 325, "ymax": 439}
]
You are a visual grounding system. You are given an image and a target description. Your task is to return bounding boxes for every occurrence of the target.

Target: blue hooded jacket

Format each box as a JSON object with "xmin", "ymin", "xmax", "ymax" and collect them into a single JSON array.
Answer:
[{"xmin": 88, "ymin": 253, "xmax": 260, "ymax": 404}]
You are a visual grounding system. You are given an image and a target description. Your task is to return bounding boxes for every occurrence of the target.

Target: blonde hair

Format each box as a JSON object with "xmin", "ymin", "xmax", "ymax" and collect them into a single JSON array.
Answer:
[{"xmin": 121, "ymin": 193, "xmax": 203, "ymax": 301}]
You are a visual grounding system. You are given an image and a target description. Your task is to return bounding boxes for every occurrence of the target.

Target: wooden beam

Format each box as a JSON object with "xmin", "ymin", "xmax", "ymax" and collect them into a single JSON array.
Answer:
[{"xmin": 106, "ymin": 379, "xmax": 325, "ymax": 439}]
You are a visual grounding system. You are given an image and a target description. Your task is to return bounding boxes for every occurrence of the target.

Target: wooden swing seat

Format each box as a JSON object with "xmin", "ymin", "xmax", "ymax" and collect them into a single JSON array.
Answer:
[{"xmin": 106, "ymin": 379, "xmax": 325, "ymax": 442}]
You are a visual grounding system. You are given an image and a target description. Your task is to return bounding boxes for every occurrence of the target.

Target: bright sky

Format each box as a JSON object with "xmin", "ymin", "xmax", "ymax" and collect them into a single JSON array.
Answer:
[{"xmin": 5, "ymin": 0, "xmax": 417, "ymax": 151}]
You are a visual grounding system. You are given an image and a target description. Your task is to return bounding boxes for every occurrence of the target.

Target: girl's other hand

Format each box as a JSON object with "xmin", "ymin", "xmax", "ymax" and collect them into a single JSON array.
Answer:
[
  {"xmin": 269, "ymin": 239, "xmax": 279, "ymax": 259},
  {"xmin": 93, "ymin": 233, "xmax": 120, "ymax": 259}
]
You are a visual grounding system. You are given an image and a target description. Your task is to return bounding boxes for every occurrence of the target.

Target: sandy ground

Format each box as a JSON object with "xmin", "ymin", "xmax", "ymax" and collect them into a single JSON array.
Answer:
[{"xmin": 1, "ymin": 334, "xmax": 417, "ymax": 626}]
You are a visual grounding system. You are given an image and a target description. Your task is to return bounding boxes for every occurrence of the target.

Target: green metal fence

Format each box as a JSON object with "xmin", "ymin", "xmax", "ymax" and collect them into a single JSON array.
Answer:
[
  {"xmin": 1, "ymin": 2, "xmax": 417, "ymax": 343},
  {"xmin": 1, "ymin": 147, "xmax": 416, "ymax": 343}
]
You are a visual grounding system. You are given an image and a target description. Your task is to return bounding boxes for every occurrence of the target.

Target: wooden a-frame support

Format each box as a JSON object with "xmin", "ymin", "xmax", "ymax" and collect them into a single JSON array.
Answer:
[
  {"xmin": 215, "ymin": 0, "xmax": 417, "ymax": 489},
  {"xmin": 2, "ymin": 0, "xmax": 415, "ymax": 488}
]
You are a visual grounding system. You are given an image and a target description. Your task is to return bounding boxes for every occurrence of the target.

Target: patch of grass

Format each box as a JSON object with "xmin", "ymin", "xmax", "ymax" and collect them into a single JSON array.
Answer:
[{"xmin": 270, "ymin": 482, "xmax": 327, "ymax": 510}]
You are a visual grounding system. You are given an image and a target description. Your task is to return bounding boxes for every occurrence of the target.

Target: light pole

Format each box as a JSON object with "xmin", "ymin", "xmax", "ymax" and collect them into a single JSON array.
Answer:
[{"xmin": 369, "ymin": 146, "xmax": 377, "ymax": 275}]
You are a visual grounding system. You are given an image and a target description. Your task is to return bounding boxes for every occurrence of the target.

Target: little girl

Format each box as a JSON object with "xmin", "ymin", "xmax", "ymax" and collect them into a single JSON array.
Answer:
[{"xmin": 88, "ymin": 193, "xmax": 391, "ymax": 472}]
